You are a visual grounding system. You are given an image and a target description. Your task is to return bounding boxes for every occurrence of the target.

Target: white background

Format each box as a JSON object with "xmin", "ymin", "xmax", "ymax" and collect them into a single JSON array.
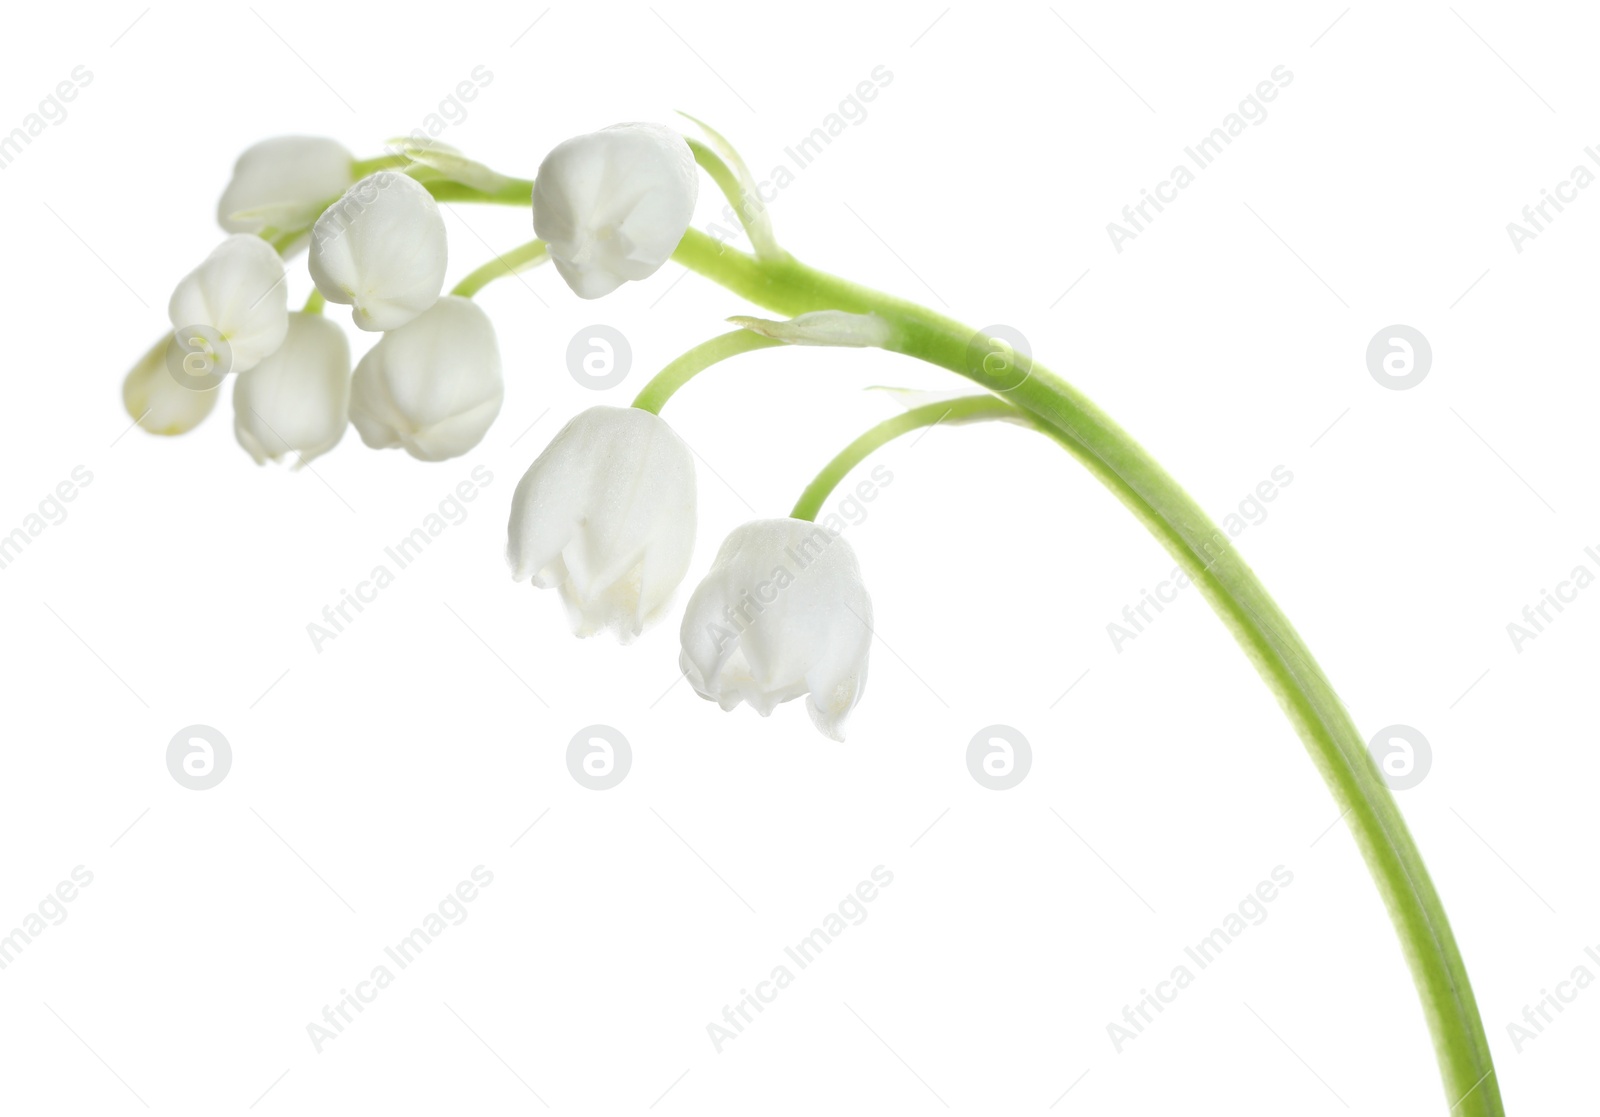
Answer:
[{"xmin": 0, "ymin": 2, "xmax": 1593, "ymax": 1113}]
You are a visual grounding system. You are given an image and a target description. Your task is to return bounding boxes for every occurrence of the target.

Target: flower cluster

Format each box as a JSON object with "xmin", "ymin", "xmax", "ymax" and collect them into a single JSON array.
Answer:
[
  {"xmin": 507, "ymin": 404, "xmax": 875, "ymax": 739},
  {"xmin": 141, "ymin": 138, "xmax": 511, "ymax": 465},
  {"xmin": 126, "ymin": 121, "xmax": 876, "ymax": 738},
  {"xmin": 508, "ymin": 125, "xmax": 874, "ymax": 737},
  {"xmin": 110, "ymin": 104, "xmax": 1511, "ymax": 1108}
]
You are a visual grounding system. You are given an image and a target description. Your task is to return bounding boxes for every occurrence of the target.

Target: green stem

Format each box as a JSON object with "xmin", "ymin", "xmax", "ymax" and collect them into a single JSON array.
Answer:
[
  {"xmin": 630, "ymin": 330, "xmax": 784, "ymax": 414},
  {"xmin": 687, "ymin": 139, "xmax": 753, "ymax": 231},
  {"xmin": 301, "ymin": 288, "xmax": 325, "ymax": 315},
  {"xmin": 251, "ymin": 174, "xmax": 533, "ymax": 271},
  {"xmin": 685, "ymin": 137, "xmax": 783, "ymax": 258},
  {"xmin": 423, "ymin": 177, "xmax": 534, "ymax": 206},
  {"xmin": 351, "ymin": 153, "xmax": 412, "ymax": 177},
  {"xmin": 450, "ymin": 239, "xmax": 549, "ymax": 298},
  {"xmin": 792, "ymin": 396, "xmax": 1026, "ymax": 520},
  {"xmin": 667, "ymin": 229, "xmax": 1503, "ymax": 1117}
]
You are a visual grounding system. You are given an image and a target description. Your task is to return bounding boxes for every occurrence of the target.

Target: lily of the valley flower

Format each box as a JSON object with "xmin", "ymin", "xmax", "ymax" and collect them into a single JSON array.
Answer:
[
  {"xmin": 232, "ymin": 312, "xmax": 350, "ymax": 466},
  {"xmin": 347, "ymin": 296, "xmax": 502, "ymax": 461},
  {"xmin": 167, "ymin": 234, "xmax": 289, "ymax": 374},
  {"xmin": 217, "ymin": 135, "xmax": 355, "ymax": 238},
  {"xmin": 122, "ymin": 335, "xmax": 220, "ymax": 435},
  {"xmin": 507, "ymin": 406, "xmax": 697, "ymax": 641},
  {"xmin": 532, "ymin": 123, "xmax": 698, "ymax": 299},
  {"xmin": 679, "ymin": 518, "xmax": 873, "ymax": 740},
  {"xmin": 309, "ymin": 171, "xmax": 447, "ymax": 331}
]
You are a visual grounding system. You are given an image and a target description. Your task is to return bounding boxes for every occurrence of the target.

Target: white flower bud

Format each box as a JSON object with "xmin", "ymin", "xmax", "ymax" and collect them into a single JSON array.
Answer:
[
  {"xmin": 347, "ymin": 296, "xmax": 502, "ymax": 461},
  {"xmin": 217, "ymin": 135, "xmax": 355, "ymax": 237},
  {"xmin": 679, "ymin": 519, "xmax": 873, "ymax": 741},
  {"xmin": 309, "ymin": 171, "xmax": 447, "ymax": 331},
  {"xmin": 122, "ymin": 335, "xmax": 219, "ymax": 436},
  {"xmin": 232, "ymin": 312, "xmax": 351, "ymax": 466},
  {"xmin": 532, "ymin": 123, "xmax": 698, "ymax": 299},
  {"xmin": 167, "ymin": 234, "xmax": 289, "ymax": 374},
  {"xmin": 507, "ymin": 406, "xmax": 697, "ymax": 641}
]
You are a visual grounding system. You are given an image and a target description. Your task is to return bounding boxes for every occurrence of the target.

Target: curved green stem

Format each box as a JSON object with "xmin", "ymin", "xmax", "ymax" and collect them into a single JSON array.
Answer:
[
  {"xmin": 666, "ymin": 229, "xmax": 1502, "ymax": 1116},
  {"xmin": 687, "ymin": 139, "xmax": 753, "ymax": 230},
  {"xmin": 630, "ymin": 329, "xmax": 784, "ymax": 414},
  {"xmin": 685, "ymin": 137, "xmax": 782, "ymax": 258},
  {"xmin": 451, "ymin": 239, "xmax": 549, "ymax": 298},
  {"xmin": 792, "ymin": 395, "xmax": 1025, "ymax": 520},
  {"xmin": 301, "ymin": 288, "xmax": 325, "ymax": 315}
]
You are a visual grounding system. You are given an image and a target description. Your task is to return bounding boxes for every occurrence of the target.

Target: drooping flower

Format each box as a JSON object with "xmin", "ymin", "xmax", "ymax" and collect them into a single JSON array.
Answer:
[
  {"xmin": 167, "ymin": 234, "xmax": 290, "ymax": 374},
  {"xmin": 232, "ymin": 312, "xmax": 351, "ymax": 466},
  {"xmin": 507, "ymin": 406, "xmax": 696, "ymax": 640},
  {"xmin": 679, "ymin": 518, "xmax": 873, "ymax": 740},
  {"xmin": 347, "ymin": 296, "xmax": 502, "ymax": 461},
  {"xmin": 122, "ymin": 335, "xmax": 220, "ymax": 436},
  {"xmin": 308, "ymin": 171, "xmax": 447, "ymax": 331},
  {"xmin": 532, "ymin": 123, "xmax": 698, "ymax": 299},
  {"xmin": 217, "ymin": 136, "xmax": 355, "ymax": 239}
]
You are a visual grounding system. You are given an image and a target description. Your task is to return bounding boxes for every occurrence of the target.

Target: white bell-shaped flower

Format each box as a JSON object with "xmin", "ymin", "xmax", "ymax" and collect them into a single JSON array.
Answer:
[
  {"xmin": 532, "ymin": 123, "xmax": 698, "ymax": 299},
  {"xmin": 232, "ymin": 312, "xmax": 351, "ymax": 466},
  {"xmin": 679, "ymin": 518, "xmax": 873, "ymax": 740},
  {"xmin": 217, "ymin": 135, "xmax": 355, "ymax": 237},
  {"xmin": 308, "ymin": 171, "xmax": 447, "ymax": 331},
  {"xmin": 167, "ymin": 234, "xmax": 289, "ymax": 374},
  {"xmin": 122, "ymin": 335, "xmax": 219, "ymax": 435},
  {"xmin": 347, "ymin": 296, "xmax": 502, "ymax": 461},
  {"xmin": 507, "ymin": 406, "xmax": 696, "ymax": 641}
]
